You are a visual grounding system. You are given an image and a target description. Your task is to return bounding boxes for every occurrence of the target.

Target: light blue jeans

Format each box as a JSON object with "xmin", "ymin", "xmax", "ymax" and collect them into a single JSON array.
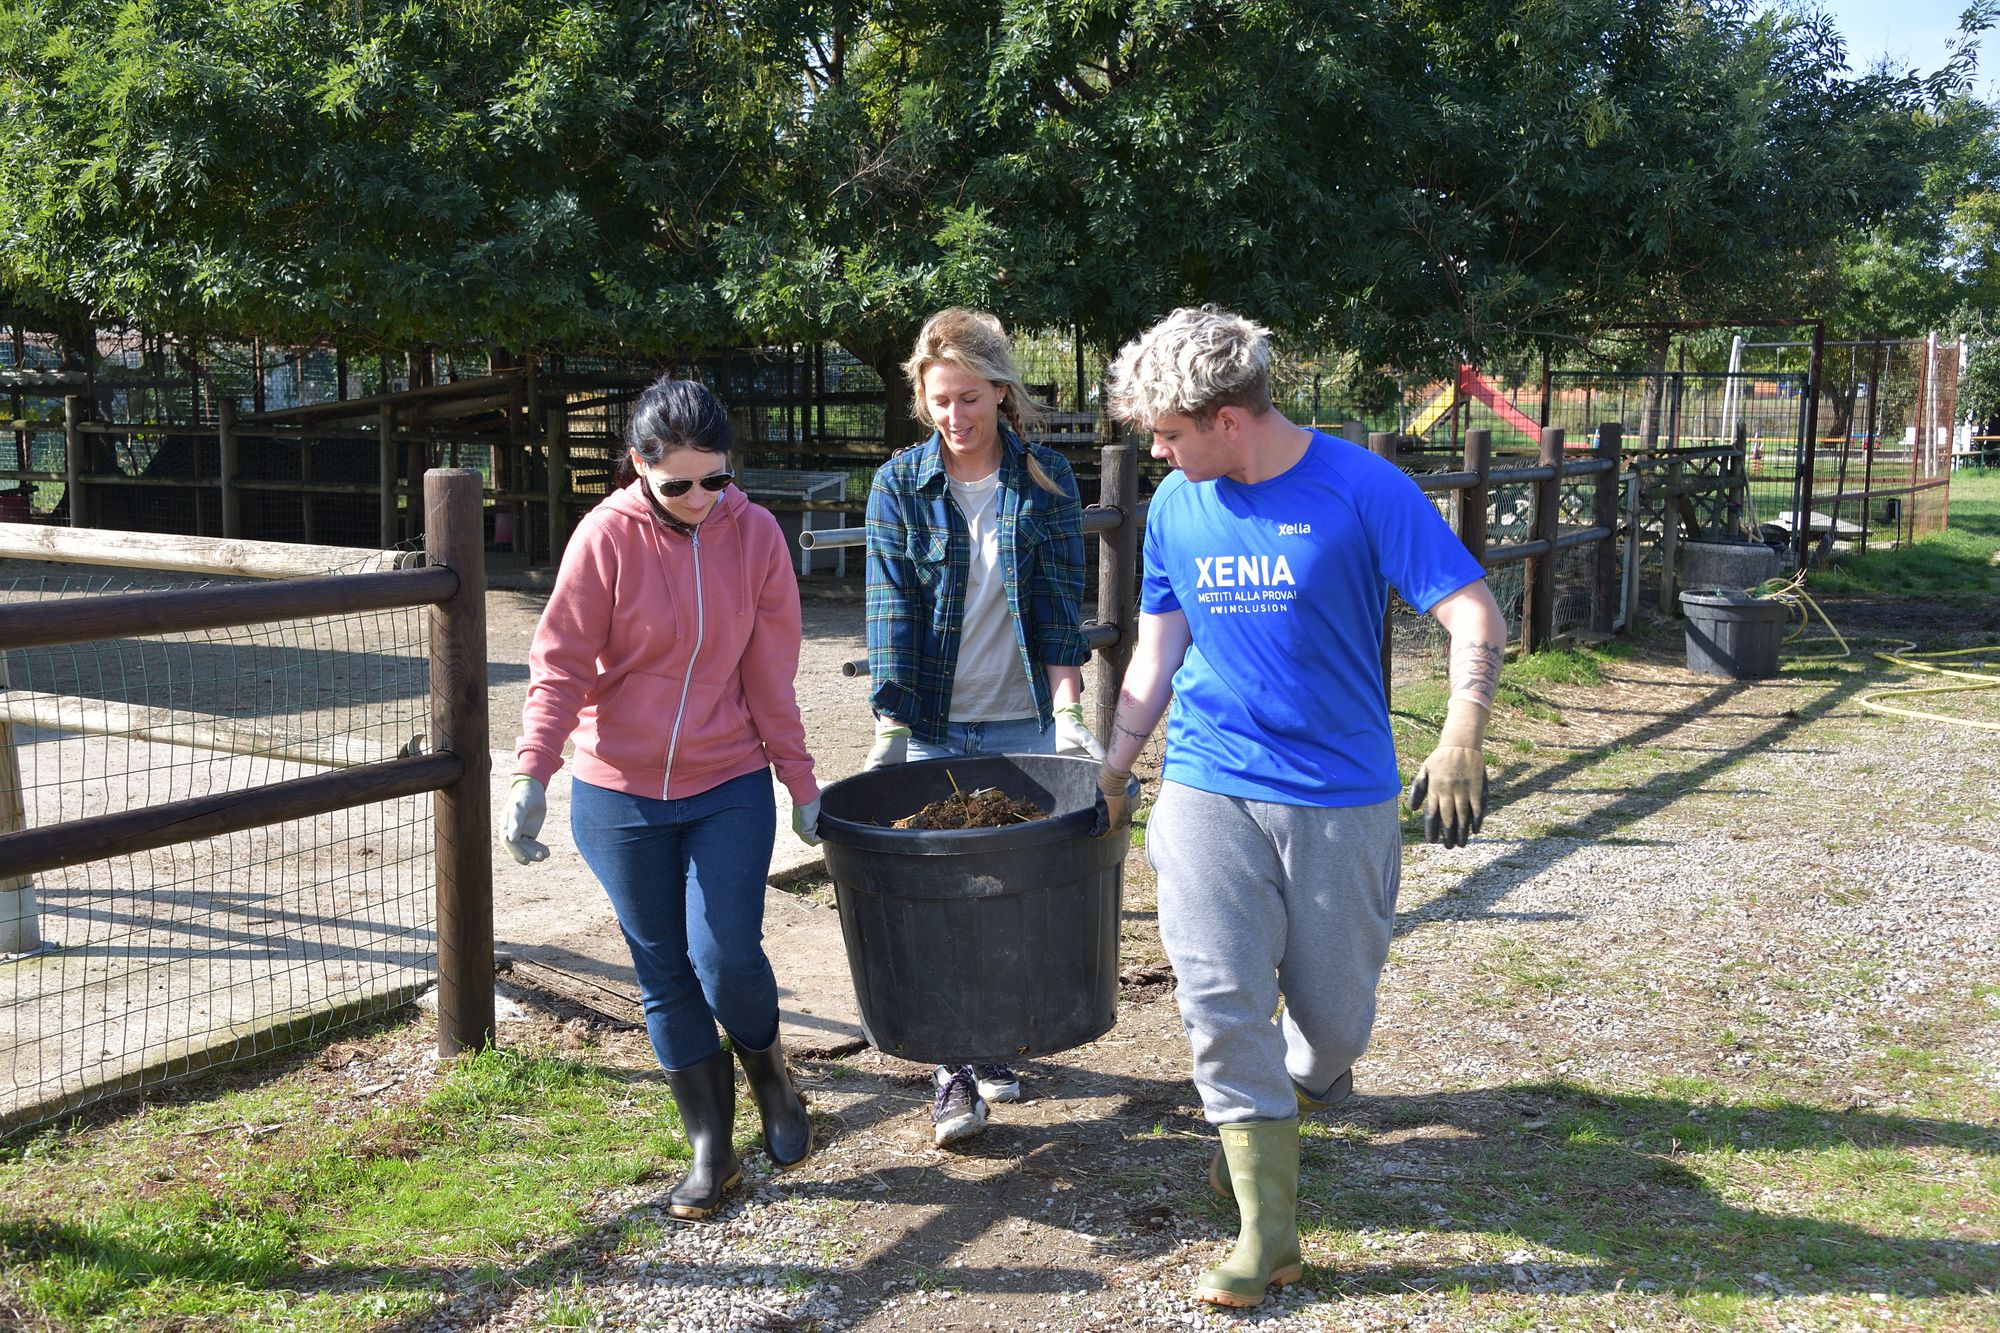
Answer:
[
  {"xmin": 908, "ymin": 715, "xmax": 1053, "ymax": 1083},
  {"xmin": 908, "ymin": 716, "xmax": 1054, "ymax": 762}
]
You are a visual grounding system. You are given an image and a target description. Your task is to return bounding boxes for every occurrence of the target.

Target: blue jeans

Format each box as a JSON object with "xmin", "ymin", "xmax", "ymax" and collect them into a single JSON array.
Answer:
[
  {"xmin": 570, "ymin": 769, "xmax": 778, "ymax": 1071},
  {"xmin": 908, "ymin": 716, "xmax": 1054, "ymax": 762}
]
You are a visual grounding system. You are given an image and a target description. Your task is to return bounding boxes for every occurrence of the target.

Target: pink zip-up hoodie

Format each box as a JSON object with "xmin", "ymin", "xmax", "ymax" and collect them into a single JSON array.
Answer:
[{"xmin": 514, "ymin": 481, "xmax": 819, "ymax": 807}]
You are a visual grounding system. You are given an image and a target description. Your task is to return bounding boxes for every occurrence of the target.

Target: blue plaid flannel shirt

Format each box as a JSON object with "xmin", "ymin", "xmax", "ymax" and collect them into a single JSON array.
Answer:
[{"xmin": 865, "ymin": 427, "xmax": 1091, "ymax": 744}]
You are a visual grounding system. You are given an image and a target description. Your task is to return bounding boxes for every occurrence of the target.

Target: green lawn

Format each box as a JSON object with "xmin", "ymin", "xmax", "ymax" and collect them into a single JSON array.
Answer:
[
  {"xmin": 1809, "ymin": 470, "xmax": 2000, "ymax": 601},
  {"xmin": 0, "ymin": 1041, "xmax": 689, "ymax": 1330}
]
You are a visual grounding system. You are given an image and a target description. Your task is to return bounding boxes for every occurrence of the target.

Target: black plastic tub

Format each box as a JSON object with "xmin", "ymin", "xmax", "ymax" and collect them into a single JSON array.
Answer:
[
  {"xmin": 815, "ymin": 754, "xmax": 1127, "ymax": 1064},
  {"xmin": 1680, "ymin": 588, "xmax": 1788, "ymax": 679}
]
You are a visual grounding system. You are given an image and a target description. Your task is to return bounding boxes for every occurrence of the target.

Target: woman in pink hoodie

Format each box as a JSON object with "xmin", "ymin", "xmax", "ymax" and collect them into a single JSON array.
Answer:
[{"xmin": 501, "ymin": 377, "xmax": 821, "ymax": 1220}]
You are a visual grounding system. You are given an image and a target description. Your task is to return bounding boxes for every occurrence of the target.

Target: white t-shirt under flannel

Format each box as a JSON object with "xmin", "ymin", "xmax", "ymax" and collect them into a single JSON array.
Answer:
[{"xmin": 946, "ymin": 469, "xmax": 1038, "ymax": 722}]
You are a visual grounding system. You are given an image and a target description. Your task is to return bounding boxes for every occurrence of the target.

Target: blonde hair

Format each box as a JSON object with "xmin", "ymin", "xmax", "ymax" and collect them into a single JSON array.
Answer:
[
  {"xmin": 1108, "ymin": 304, "xmax": 1274, "ymax": 430},
  {"xmin": 903, "ymin": 308, "xmax": 1063, "ymax": 494}
]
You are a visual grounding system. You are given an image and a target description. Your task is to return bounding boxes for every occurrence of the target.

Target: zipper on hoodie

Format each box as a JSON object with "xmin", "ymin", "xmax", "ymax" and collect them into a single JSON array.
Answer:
[{"xmin": 661, "ymin": 526, "xmax": 704, "ymax": 798}]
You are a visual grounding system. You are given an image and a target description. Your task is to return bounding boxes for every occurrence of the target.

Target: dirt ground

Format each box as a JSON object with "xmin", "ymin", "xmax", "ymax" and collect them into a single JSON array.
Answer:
[
  {"xmin": 407, "ymin": 587, "xmax": 1999, "ymax": 1330},
  {"xmin": 9, "ymin": 566, "xmax": 1998, "ymax": 1330}
]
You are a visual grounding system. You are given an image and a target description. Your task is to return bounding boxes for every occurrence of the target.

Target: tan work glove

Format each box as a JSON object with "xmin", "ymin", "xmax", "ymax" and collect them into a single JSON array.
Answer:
[
  {"xmin": 1405, "ymin": 698, "xmax": 1490, "ymax": 849},
  {"xmin": 1090, "ymin": 761, "xmax": 1136, "ymax": 839}
]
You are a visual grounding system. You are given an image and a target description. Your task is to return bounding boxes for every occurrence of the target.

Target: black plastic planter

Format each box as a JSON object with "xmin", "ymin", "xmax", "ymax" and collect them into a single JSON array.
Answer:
[
  {"xmin": 1680, "ymin": 588, "xmax": 1788, "ymax": 679},
  {"xmin": 814, "ymin": 754, "xmax": 1128, "ymax": 1064}
]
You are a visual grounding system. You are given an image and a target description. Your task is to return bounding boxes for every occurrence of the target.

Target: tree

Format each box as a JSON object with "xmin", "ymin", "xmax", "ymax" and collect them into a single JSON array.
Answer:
[{"xmin": 0, "ymin": 0, "xmax": 761, "ymax": 355}]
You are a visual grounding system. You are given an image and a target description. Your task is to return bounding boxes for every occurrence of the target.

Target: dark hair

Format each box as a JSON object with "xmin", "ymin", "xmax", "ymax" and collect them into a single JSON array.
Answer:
[{"xmin": 613, "ymin": 377, "xmax": 733, "ymax": 487}]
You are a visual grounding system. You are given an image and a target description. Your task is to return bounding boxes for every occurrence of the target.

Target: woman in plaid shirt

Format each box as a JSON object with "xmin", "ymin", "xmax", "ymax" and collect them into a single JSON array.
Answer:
[{"xmin": 862, "ymin": 307, "xmax": 1099, "ymax": 1146}]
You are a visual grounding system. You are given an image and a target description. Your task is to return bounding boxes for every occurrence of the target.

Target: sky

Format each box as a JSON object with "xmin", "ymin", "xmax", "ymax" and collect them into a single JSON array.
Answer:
[{"xmin": 1797, "ymin": 0, "xmax": 1998, "ymax": 94}]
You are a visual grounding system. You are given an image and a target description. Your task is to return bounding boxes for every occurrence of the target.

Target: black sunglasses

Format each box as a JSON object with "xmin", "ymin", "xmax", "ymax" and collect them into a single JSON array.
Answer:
[{"xmin": 653, "ymin": 471, "xmax": 733, "ymax": 498}]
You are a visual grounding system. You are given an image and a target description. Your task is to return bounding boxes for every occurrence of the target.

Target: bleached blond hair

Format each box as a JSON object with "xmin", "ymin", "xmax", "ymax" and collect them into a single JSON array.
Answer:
[
  {"xmin": 1107, "ymin": 305, "xmax": 1274, "ymax": 429},
  {"xmin": 903, "ymin": 307, "xmax": 1061, "ymax": 493}
]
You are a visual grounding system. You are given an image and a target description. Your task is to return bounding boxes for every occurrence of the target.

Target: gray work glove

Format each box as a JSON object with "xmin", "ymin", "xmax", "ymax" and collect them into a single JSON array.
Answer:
[
  {"xmin": 791, "ymin": 795, "xmax": 822, "ymax": 846},
  {"xmin": 864, "ymin": 717, "xmax": 910, "ymax": 770},
  {"xmin": 1052, "ymin": 702, "xmax": 1105, "ymax": 760},
  {"xmin": 502, "ymin": 774, "xmax": 550, "ymax": 865}
]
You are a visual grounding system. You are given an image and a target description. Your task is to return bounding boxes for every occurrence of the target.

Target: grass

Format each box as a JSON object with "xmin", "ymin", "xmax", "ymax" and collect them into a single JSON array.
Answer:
[
  {"xmin": 1296, "ymin": 1076, "xmax": 2000, "ymax": 1310},
  {"xmin": 0, "ymin": 1040, "xmax": 690, "ymax": 1330},
  {"xmin": 1810, "ymin": 471, "xmax": 2000, "ymax": 601}
]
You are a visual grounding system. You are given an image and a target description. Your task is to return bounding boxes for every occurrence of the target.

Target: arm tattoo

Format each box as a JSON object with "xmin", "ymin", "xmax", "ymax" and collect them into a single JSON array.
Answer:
[
  {"xmin": 1112, "ymin": 687, "xmax": 1158, "ymax": 748},
  {"xmin": 1449, "ymin": 640, "xmax": 1504, "ymax": 707}
]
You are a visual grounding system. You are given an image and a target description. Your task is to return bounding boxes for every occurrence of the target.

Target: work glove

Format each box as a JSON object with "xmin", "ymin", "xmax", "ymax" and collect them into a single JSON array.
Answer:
[
  {"xmin": 1405, "ymin": 698, "xmax": 1490, "ymax": 849},
  {"xmin": 791, "ymin": 795, "xmax": 822, "ymax": 847},
  {"xmin": 864, "ymin": 717, "xmax": 910, "ymax": 770},
  {"xmin": 1089, "ymin": 762, "xmax": 1137, "ymax": 839},
  {"xmin": 1052, "ymin": 702, "xmax": 1105, "ymax": 760},
  {"xmin": 502, "ymin": 774, "xmax": 550, "ymax": 865}
]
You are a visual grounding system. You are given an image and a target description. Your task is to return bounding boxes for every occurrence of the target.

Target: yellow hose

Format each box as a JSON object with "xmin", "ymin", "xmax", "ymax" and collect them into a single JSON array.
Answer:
[{"xmin": 1751, "ymin": 574, "xmax": 2000, "ymax": 732}]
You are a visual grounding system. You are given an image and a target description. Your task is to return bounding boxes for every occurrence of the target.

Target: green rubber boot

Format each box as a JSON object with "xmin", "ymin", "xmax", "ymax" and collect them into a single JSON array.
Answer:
[
  {"xmin": 1209, "ymin": 1069, "xmax": 1350, "ymax": 1201},
  {"xmin": 1196, "ymin": 1117, "xmax": 1304, "ymax": 1308}
]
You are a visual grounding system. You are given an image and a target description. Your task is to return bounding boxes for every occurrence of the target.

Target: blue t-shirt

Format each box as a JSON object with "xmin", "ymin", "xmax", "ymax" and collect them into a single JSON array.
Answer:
[{"xmin": 1141, "ymin": 432, "xmax": 1485, "ymax": 807}]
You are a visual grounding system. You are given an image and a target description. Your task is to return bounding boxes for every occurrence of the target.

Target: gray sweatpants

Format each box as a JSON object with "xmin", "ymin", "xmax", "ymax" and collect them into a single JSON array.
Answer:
[{"xmin": 1147, "ymin": 780, "xmax": 1401, "ymax": 1125}]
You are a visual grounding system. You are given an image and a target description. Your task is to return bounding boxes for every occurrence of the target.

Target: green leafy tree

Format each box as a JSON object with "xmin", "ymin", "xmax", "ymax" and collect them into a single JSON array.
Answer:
[{"xmin": 0, "ymin": 0, "xmax": 761, "ymax": 355}]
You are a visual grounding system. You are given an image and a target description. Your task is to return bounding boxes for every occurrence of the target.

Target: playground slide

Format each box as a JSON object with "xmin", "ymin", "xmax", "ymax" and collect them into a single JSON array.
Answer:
[{"xmin": 1408, "ymin": 366, "xmax": 1543, "ymax": 441}]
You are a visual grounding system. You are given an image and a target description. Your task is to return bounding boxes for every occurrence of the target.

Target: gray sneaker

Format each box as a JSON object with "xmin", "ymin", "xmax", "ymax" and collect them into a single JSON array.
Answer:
[
  {"xmin": 974, "ymin": 1062, "xmax": 1022, "ymax": 1103},
  {"xmin": 931, "ymin": 1064, "xmax": 989, "ymax": 1146}
]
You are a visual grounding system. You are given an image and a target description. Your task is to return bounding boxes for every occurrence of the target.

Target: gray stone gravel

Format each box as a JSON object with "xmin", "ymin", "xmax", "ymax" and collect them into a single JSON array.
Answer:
[{"xmin": 422, "ymin": 643, "xmax": 1999, "ymax": 1332}]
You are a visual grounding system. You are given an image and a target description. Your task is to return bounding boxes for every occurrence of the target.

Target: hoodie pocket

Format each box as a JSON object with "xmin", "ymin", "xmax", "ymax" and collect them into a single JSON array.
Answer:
[
  {"xmin": 668, "ymin": 675, "xmax": 758, "ymax": 776},
  {"xmin": 584, "ymin": 669, "xmax": 683, "ymax": 772}
]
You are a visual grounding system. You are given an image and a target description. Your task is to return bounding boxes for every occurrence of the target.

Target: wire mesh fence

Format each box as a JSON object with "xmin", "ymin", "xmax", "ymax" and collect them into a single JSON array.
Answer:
[{"xmin": 0, "ymin": 563, "xmax": 435, "ymax": 1135}]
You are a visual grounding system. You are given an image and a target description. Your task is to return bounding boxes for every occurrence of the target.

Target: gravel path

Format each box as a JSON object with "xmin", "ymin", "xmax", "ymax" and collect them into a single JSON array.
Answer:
[{"xmin": 408, "ymin": 611, "xmax": 2000, "ymax": 1333}]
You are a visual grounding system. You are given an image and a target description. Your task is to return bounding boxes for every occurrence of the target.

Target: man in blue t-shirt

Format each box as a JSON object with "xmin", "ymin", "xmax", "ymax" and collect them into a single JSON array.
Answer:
[{"xmin": 1093, "ymin": 306, "xmax": 1508, "ymax": 1310}]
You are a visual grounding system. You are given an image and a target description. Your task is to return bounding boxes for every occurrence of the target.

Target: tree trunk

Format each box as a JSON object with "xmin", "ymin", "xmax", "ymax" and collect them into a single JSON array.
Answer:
[
  {"xmin": 854, "ymin": 340, "xmax": 921, "ymax": 455},
  {"xmin": 1638, "ymin": 329, "xmax": 1670, "ymax": 452}
]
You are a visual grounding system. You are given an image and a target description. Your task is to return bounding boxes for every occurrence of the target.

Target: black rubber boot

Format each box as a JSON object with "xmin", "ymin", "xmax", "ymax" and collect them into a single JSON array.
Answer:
[
  {"xmin": 734, "ymin": 1033, "xmax": 814, "ymax": 1169},
  {"xmin": 663, "ymin": 1048, "xmax": 742, "ymax": 1220}
]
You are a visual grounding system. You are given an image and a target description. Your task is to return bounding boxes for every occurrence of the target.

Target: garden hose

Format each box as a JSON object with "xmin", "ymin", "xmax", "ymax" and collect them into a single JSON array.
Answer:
[{"xmin": 1749, "ymin": 574, "xmax": 2000, "ymax": 733}]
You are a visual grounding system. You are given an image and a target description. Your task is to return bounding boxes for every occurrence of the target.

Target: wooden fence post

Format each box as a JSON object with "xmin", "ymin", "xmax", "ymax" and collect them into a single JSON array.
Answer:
[
  {"xmin": 546, "ymin": 406, "xmax": 571, "ymax": 564},
  {"xmin": 63, "ymin": 397, "xmax": 85, "ymax": 529},
  {"xmin": 1592, "ymin": 423, "xmax": 1622, "ymax": 634},
  {"xmin": 1459, "ymin": 428, "xmax": 1491, "ymax": 563},
  {"xmin": 426, "ymin": 468, "xmax": 493, "ymax": 1058},
  {"xmin": 1369, "ymin": 432, "xmax": 1398, "ymax": 694},
  {"xmin": 378, "ymin": 404, "xmax": 399, "ymax": 550},
  {"xmin": 217, "ymin": 399, "xmax": 242, "ymax": 540},
  {"xmin": 1525, "ymin": 426, "xmax": 1563, "ymax": 653},
  {"xmin": 1091, "ymin": 443, "xmax": 1139, "ymax": 746}
]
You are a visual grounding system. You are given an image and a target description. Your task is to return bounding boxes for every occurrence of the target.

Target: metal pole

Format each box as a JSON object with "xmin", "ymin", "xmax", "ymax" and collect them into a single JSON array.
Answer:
[
  {"xmin": 1369, "ymin": 433, "xmax": 1398, "ymax": 692},
  {"xmin": 1592, "ymin": 423, "xmax": 1622, "ymax": 634},
  {"xmin": 426, "ymin": 468, "xmax": 493, "ymax": 1058},
  {"xmin": 1796, "ymin": 321, "xmax": 1825, "ymax": 567},
  {"xmin": 1091, "ymin": 444, "xmax": 1139, "ymax": 746},
  {"xmin": 1859, "ymin": 339, "xmax": 1884, "ymax": 554}
]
